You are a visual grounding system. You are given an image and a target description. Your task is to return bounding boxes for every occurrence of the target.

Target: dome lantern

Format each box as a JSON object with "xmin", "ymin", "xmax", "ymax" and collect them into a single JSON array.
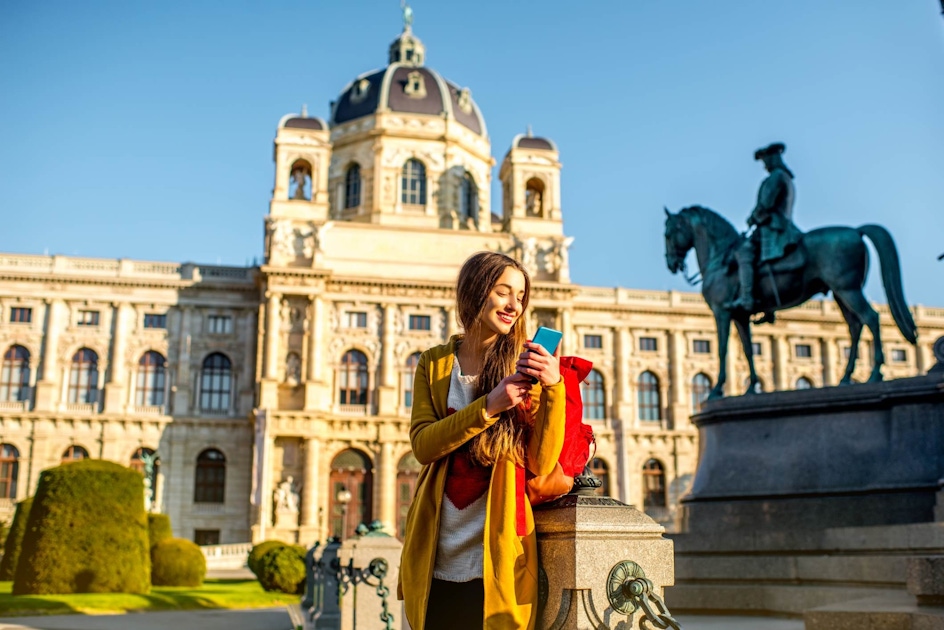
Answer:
[{"xmin": 388, "ymin": 2, "xmax": 425, "ymax": 67}]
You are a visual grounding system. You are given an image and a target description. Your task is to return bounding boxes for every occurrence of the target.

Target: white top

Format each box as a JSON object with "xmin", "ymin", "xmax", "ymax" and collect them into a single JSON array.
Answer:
[{"xmin": 433, "ymin": 355, "xmax": 488, "ymax": 582}]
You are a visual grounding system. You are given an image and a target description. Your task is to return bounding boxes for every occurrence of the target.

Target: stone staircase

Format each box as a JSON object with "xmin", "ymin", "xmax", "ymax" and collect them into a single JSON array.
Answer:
[{"xmin": 666, "ymin": 521, "xmax": 944, "ymax": 627}]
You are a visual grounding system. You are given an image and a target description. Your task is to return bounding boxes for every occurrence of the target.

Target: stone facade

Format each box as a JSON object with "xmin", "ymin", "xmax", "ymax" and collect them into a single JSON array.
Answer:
[{"xmin": 1, "ymin": 25, "xmax": 942, "ymax": 545}]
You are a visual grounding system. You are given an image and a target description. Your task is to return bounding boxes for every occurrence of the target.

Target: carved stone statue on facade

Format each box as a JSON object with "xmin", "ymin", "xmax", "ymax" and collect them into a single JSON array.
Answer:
[
  {"xmin": 274, "ymin": 475, "xmax": 300, "ymax": 513},
  {"xmin": 291, "ymin": 166, "xmax": 309, "ymax": 201},
  {"xmin": 285, "ymin": 353, "xmax": 301, "ymax": 385},
  {"xmin": 664, "ymin": 143, "xmax": 917, "ymax": 399}
]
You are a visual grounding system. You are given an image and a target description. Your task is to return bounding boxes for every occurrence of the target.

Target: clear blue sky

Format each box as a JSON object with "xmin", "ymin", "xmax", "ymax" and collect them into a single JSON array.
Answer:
[{"xmin": 2, "ymin": 1, "xmax": 943, "ymax": 306}]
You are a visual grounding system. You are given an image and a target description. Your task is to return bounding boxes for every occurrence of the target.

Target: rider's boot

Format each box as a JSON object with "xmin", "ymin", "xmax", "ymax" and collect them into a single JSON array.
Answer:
[{"xmin": 725, "ymin": 262, "xmax": 754, "ymax": 312}]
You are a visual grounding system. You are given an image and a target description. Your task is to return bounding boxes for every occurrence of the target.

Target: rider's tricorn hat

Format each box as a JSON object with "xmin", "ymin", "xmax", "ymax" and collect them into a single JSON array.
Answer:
[{"xmin": 754, "ymin": 142, "xmax": 786, "ymax": 160}]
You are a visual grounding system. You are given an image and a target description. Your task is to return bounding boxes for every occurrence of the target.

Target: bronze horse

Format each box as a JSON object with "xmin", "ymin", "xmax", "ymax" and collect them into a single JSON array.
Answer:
[{"xmin": 664, "ymin": 206, "xmax": 917, "ymax": 399}]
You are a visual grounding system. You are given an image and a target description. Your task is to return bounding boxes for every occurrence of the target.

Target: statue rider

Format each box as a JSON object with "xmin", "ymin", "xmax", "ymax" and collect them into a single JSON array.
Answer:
[{"xmin": 726, "ymin": 142, "xmax": 802, "ymax": 313}]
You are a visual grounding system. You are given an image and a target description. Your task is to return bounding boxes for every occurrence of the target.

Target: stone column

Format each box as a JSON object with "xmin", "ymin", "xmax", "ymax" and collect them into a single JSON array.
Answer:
[
  {"xmin": 772, "ymin": 334, "xmax": 789, "ymax": 391},
  {"xmin": 668, "ymin": 330, "xmax": 688, "ymax": 429},
  {"xmin": 173, "ymin": 306, "xmax": 193, "ymax": 415},
  {"xmin": 445, "ymin": 305, "xmax": 457, "ymax": 340},
  {"xmin": 104, "ymin": 302, "xmax": 129, "ymax": 413},
  {"xmin": 821, "ymin": 337, "xmax": 838, "ymax": 386},
  {"xmin": 34, "ymin": 298, "xmax": 64, "ymax": 411},
  {"xmin": 264, "ymin": 293, "xmax": 281, "ymax": 380},
  {"xmin": 614, "ymin": 328, "xmax": 633, "ymax": 420},
  {"xmin": 561, "ymin": 308, "xmax": 573, "ymax": 356},
  {"xmin": 310, "ymin": 296, "xmax": 324, "ymax": 381},
  {"xmin": 301, "ymin": 437, "xmax": 320, "ymax": 527},
  {"xmin": 377, "ymin": 305, "xmax": 398, "ymax": 415},
  {"xmin": 379, "ymin": 440, "xmax": 397, "ymax": 531}
]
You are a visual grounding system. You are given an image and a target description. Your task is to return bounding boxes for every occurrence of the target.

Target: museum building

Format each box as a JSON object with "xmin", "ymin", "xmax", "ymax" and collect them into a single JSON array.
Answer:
[{"xmin": 0, "ymin": 25, "xmax": 941, "ymax": 545}]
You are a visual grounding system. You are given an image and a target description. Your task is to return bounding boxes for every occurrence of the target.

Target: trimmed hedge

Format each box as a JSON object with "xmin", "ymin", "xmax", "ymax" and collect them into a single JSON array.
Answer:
[
  {"xmin": 151, "ymin": 538, "xmax": 206, "ymax": 587},
  {"xmin": 13, "ymin": 459, "xmax": 150, "ymax": 595},
  {"xmin": 257, "ymin": 545, "xmax": 306, "ymax": 594},
  {"xmin": 148, "ymin": 513, "xmax": 173, "ymax": 549},
  {"xmin": 248, "ymin": 540, "xmax": 288, "ymax": 577},
  {"xmin": 0, "ymin": 498, "xmax": 32, "ymax": 580}
]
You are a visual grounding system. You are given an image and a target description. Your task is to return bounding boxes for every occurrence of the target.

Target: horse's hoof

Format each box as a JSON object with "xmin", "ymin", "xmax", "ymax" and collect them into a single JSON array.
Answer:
[
  {"xmin": 868, "ymin": 373, "xmax": 884, "ymax": 384},
  {"xmin": 744, "ymin": 386, "xmax": 758, "ymax": 395},
  {"xmin": 839, "ymin": 377, "xmax": 853, "ymax": 386},
  {"xmin": 707, "ymin": 389, "xmax": 724, "ymax": 401}
]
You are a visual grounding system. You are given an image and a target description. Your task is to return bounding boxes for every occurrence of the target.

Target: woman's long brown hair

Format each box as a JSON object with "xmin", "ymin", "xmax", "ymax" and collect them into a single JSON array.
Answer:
[{"xmin": 455, "ymin": 251, "xmax": 531, "ymax": 466}]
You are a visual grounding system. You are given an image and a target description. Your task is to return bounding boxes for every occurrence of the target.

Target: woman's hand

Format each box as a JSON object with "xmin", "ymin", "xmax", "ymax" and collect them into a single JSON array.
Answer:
[
  {"xmin": 485, "ymin": 372, "xmax": 533, "ymax": 417},
  {"xmin": 516, "ymin": 342, "xmax": 561, "ymax": 388}
]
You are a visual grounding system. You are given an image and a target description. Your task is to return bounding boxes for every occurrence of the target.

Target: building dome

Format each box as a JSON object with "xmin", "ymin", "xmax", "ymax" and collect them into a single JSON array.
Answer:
[
  {"xmin": 511, "ymin": 132, "xmax": 557, "ymax": 152},
  {"xmin": 278, "ymin": 112, "xmax": 327, "ymax": 131},
  {"xmin": 330, "ymin": 28, "xmax": 487, "ymax": 137}
]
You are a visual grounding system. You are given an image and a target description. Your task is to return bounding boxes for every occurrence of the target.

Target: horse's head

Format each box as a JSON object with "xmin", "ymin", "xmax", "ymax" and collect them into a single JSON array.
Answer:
[{"xmin": 664, "ymin": 207, "xmax": 693, "ymax": 274}]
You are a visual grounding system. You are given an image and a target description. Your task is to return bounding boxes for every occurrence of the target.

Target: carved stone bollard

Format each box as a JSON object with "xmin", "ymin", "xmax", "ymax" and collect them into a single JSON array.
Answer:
[
  {"xmin": 335, "ymin": 522, "xmax": 404, "ymax": 630},
  {"xmin": 533, "ymin": 479, "xmax": 677, "ymax": 630}
]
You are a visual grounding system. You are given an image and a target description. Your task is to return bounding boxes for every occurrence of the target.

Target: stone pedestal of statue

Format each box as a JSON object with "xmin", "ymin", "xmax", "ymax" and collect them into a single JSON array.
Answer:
[
  {"xmin": 273, "ymin": 509, "xmax": 299, "ymax": 531},
  {"xmin": 533, "ymin": 493, "xmax": 675, "ymax": 630}
]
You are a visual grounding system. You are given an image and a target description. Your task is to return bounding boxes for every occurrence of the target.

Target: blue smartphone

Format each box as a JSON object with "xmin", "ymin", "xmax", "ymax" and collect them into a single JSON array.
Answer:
[{"xmin": 522, "ymin": 326, "xmax": 563, "ymax": 382}]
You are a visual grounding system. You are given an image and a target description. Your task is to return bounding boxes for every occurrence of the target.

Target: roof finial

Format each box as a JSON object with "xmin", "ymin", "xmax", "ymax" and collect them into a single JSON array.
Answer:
[
  {"xmin": 526, "ymin": 124, "xmax": 533, "ymax": 138},
  {"xmin": 400, "ymin": 0, "xmax": 413, "ymax": 32},
  {"xmin": 301, "ymin": 103, "xmax": 308, "ymax": 117}
]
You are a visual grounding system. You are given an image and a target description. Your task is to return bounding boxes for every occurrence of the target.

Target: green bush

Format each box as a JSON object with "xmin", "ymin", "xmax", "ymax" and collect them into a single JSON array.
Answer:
[
  {"xmin": 248, "ymin": 540, "xmax": 288, "ymax": 577},
  {"xmin": 13, "ymin": 459, "xmax": 150, "ymax": 595},
  {"xmin": 0, "ymin": 498, "xmax": 32, "ymax": 580},
  {"xmin": 151, "ymin": 538, "xmax": 206, "ymax": 587},
  {"xmin": 257, "ymin": 545, "xmax": 306, "ymax": 594},
  {"xmin": 148, "ymin": 513, "xmax": 173, "ymax": 549}
]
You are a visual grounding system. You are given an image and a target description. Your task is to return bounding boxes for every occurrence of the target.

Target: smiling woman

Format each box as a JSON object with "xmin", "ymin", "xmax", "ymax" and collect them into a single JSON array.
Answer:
[{"xmin": 399, "ymin": 251, "xmax": 566, "ymax": 630}]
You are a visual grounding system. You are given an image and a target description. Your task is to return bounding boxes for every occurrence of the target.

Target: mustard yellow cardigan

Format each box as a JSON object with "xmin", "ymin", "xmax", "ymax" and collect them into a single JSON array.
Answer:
[{"xmin": 397, "ymin": 337, "xmax": 566, "ymax": 630}]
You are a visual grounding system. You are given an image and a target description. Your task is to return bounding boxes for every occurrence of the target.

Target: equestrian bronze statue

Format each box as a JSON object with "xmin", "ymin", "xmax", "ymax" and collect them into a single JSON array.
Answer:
[{"xmin": 664, "ymin": 143, "xmax": 917, "ymax": 400}]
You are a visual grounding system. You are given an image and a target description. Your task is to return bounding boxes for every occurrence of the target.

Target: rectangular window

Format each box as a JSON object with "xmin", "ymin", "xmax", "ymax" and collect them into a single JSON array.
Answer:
[
  {"xmin": 751, "ymin": 342, "xmax": 763, "ymax": 357},
  {"xmin": 639, "ymin": 337, "xmax": 658, "ymax": 352},
  {"xmin": 346, "ymin": 312, "xmax": 367, "ymax": 328},
  {"xmin": 194, "ymin": 529, "xmax": 220, "ymax": 546},
  {"xmin": 795, "ymin": 344, "xmax": 812, "ymax": 359},
  {"xmin": 891, "ymin": 348, "xmax": 907, "ymax": 363},
  {"xmin": 9, "ymin": 307, "xmax": 32, "ymax": 323},
  {"xmin": 144, "ymin": 313, "xmax": 167, "ymax": 329},
  {"xmin": 583, "ymin": 334, "xmax": 603, "ymax": 349},
  {"xmin": 207, "ymin": 315, "xmax": 233, "ymax": 334},
  {"xmin": 77, "ymin": 310, "xmax": 100, "ymax": 326},
  {"xmin": 408, "ymin": 314, "xmax": 431, "ymax": 331},
  {"xmin": 693, "ymin": 339, "xmax": 711, "ymax": 354}
]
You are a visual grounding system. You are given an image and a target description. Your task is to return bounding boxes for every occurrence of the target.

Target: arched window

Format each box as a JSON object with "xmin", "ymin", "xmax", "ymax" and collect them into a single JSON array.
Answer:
[
  {"xmin": 0, "ymin": 444, "xmax": 18, "ymax": 499},
  {"xmin": 525, "ymin": 178, "xmax": 545, "ymax": 217},
  {"xmin": 62, "ymin": 445, "xmax": 89, "ymax": 461},
  {"xmin": 581, "ymin": 369, "xmax": 606, "ymax": 419},
  {"xmin": 691, "ymin": 373, "xmax": 712, "ymax": 413},
  {"xmin": 289, "ymin": 160, "xmax": 312, "ymax": 201},
  {"xmin": 136, "ymin": 351, "xmax": 166, "ymax": 407},
  {"xmin": 401, "ymin": 159, "xmax": 426, "ymax": 205},
  {"xmin": 638, "ymin": 371, "xmax": 661, "ymax": 421},
  {"xmin": 68, "ymin": 348, "xmax": 99, "ymax": 404},
  {"xmin": 194, "ymin": 448, "xmax": 226, "ymax": 503},
  {"xmin": 339, "ymin": 350, "xmax": 368, "ymax": 405},
  {"xmin": 458, "ymin": 172, "xmax": 478, "ymax": 227},
  {"xmin": 403, "ymin": 352, "xmax": 421, "ymax": 408},
  {"xmin": 329, "ymin": 449, "xmax": 374, "ymax": 540},
  {"xmin": 796, "ymin": 377, "xmax": 813, "ymax": 390},
  {"xmin": 1, "ymin": 345, "xmax": 30, "ymax": 402},
  {"xmin": 200, "ymin": 353, "xmax": 232, "ymax": 413},
  {"xmin": 396, "ymin": 452, "xmax": 421, "ymax": 539},
  {"xmin": 344, "ymin": 164, "xmax": 361, "ymax": 209},
  {"xmin": 643, "ymin": 459, "xmax": 667, "ymax": 508},
  {"xmin": 590, "ymin": 457, "xmax": 609, "ymax": 497}
]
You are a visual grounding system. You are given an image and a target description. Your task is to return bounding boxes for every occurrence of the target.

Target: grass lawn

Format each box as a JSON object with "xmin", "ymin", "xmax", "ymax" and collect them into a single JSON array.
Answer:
[{"xmin": 0, "ymin": 579, "xmax": 300, "ymax": 617}]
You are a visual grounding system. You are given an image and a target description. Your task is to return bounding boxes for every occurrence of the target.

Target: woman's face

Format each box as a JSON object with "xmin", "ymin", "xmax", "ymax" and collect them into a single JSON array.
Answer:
[{"xmin": 480, "ymin": 266, "xmax": 526, "ymax": 339}]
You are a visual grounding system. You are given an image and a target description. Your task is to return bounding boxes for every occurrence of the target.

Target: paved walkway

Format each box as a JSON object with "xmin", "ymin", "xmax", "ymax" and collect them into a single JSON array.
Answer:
[{"xmin": 0, "ymin": 609, "xmax": 806, "ymax": 630}]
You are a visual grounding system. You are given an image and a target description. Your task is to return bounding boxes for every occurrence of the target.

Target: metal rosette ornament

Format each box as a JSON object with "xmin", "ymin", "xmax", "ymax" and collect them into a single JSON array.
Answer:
[{"xmin": 606, "ymin": 560, "xmax": 647, "ymax": 614}]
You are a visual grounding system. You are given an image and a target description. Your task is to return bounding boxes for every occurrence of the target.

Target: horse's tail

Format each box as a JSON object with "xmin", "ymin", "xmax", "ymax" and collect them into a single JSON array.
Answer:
[{"xmin": 858, "ymin": 224, "xmax": 917, "ymax": 344}]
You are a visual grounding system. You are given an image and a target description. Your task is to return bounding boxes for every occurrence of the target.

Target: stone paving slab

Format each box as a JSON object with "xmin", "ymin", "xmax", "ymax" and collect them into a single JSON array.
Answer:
[
  {"xmin": 0, "ymin": 607, "xmax": 292, "ymax": 630},
  {"xmin": 0, "ymin": 609, "xmax": 808, "ymax": 630}
]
